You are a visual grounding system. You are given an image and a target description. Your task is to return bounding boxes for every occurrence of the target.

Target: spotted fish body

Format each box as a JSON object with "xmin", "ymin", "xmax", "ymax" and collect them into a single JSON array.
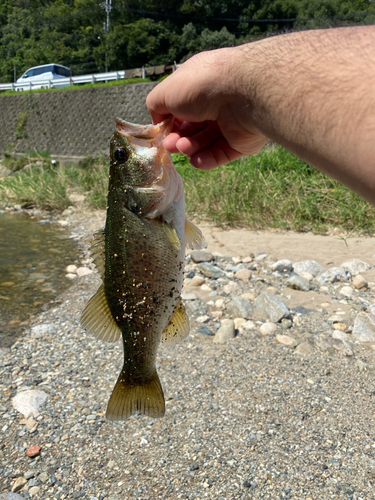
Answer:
[{"xmin": 81, "ymin": 118, "xmax": 205, "ymax": 421}]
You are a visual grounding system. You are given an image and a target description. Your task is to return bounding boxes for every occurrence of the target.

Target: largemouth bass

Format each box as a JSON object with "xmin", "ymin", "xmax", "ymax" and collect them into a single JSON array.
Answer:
[{"xmin": 81, "ymin": 118, "xmax": 205, "ymax": 421}]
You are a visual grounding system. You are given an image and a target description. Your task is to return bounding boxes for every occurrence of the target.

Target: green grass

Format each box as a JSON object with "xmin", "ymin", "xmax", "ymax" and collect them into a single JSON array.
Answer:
[
  {"xmin": 1, "ymin": 146, "xmax": 375, "ymax": 234},
  {"xmin": 0, "ymin": 77, "xmax": 151, "ymax": 96}
]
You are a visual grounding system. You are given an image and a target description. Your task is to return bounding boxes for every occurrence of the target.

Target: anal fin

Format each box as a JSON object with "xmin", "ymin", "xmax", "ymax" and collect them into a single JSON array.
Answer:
[
  {"xmin": 161, "ymin": 298, "xmax": 190, "ymax": 345},
  {"xmin": 106, "ymin": 370, "xmax": 165, "ymax": 421},
  {"xmin": 80, "ymin": 284, "xmax": 121, "ymax": 343}
]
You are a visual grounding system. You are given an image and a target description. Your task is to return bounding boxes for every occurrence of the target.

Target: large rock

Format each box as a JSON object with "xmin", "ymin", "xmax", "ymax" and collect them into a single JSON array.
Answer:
[
  {"xmin": 293, "ymin": 260, "xmax": 325, "ymax": 277},
  {"xmin": 190, "ymin": 250, "xmax": 214, "ymax": 263},
  {"xmin": 197, "ymin": 263, "xmax": 226, "ymax": 279},
  {"xmin": 226, "ymin": 297, "xmax": 253, "ymax": 319},
  {"xmin": 340, "ymin": 258, "xmax": 371, "ymax": 276},
  {"xmin": 253, "ymin": 292, "xmax": 290, "ymax": 323},
  {"xmin": 12, "ymin": 390, "xmax": 48, "ymax": 418},
  {"xmin": 316, "ymin": 267, "xmax": 351, "ymax": 285},
  {"xmin": 352, "ymin": 313, "xmax": 375, "ymax": 345},
  {"xmin": 286, "ymin": 274, "xmax": 311, "ymax": 292}
]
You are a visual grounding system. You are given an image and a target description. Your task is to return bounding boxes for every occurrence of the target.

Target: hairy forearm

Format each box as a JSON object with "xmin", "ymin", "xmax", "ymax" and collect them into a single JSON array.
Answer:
[{"xmin": 231, "ymin": 27, "xmax": 375, "ymax": 201}]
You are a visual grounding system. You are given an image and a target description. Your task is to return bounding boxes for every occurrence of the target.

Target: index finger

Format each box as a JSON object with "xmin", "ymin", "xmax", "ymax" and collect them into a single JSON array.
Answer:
[{"xmin": 146, "ymin": 85, "xmax": 170, "ymax": 125}]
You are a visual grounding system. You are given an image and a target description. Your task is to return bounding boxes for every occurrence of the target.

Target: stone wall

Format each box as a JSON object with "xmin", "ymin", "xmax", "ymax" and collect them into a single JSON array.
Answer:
[{"xmin": 0, "ymin": 82, "xmax": 158, "ymax": 157}]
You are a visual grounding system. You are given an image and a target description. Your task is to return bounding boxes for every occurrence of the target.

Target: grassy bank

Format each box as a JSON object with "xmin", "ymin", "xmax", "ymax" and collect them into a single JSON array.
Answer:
[
  {"xmin": 0, "ymin": 78, "xmax": 151, "ymax": 97},
  {"xmin": 1, "ymin": 146, "xmax": 374, "ymax": 234}
]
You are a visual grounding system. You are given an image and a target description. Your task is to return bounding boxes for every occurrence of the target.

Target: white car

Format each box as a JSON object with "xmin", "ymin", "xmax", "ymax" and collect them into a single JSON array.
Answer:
[{"xmin": 16, "ymin": 64, "xmax": 72, "ymax": 91}]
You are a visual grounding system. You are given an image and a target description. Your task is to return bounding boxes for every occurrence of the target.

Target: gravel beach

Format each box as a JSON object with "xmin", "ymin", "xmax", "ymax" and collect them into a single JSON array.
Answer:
[{"xmin": 2, "ymin": 208, "xmax": 375, "ymax": 500}]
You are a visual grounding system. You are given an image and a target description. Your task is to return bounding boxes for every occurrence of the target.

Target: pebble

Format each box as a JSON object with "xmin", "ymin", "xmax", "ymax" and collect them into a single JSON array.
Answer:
[
  {"xmin": 353, "ymin": 274, "xmax": 368, "ymax": 290},
  {"xmin": 197, "ymin": 263, "xmax": 225, "ymax": 279},
  {"xmin": 286, "ymin": 274, "xmax": 311, "ymax": 292},
  {"xmin": 234, "ymin": 268, "xmax": 251, "ymax": 282},
  {"xmin": 241, "ymin": 320, "xmax": 256, "ymax": 330},
  {"xmin": 295, "ymin": 341, "xmax": 314, "ymax": 355},
  {"xmin": 254, "ymin": 253, "xmax": 267, "ymax": 262},
  {"xmin": 190, "ymin": 250, "xmax": 213, "ymax": 263},
  {"xmin": 233, "ymin": 317, "xmax": 246, "ymax": 329},
  {"xmin": 332, "ymin": 330, "xmax": 349, "ymax": 340},
  {"xmin": 213, "ymin": 319, "xmax": 235, "ymax": 344},
  {"xmin": 25, "ymin": 445, "xmax": 41, "ymax": 458},
  {"xmin": 339, "ymin": 285, "xmax": 354, "ymax": 298},
  {"xmin": 259, "ymin": 322, "xmax": 277, "ymax": 335},
  {"xmin": 340, "ymin": 258, "xmax": 371, "ymax": 275},
  {"xmin": 223, "ymin": 281, "xmax": 238, "ymax": 293},
  {"xmin": 181, "ymin": 291, "xmax": 199, "ymax": 301},
  {"xmin": 254, "ymin": 292, "xmax": 290, "ymax": 323},
  {"xmin": 12, "ymin": 390, "xmax": 48, "ymax": 418},
  {"xmin": 28, "ymin": 486, "xmax": 40, "ymax": 496},
  {"xmin": 270, "ymin": 259, "xmax": 293, "ymax": 273},
  {"xmin": 66, "ymin": 264, "xmax": 78, "ymax": 274},
  {"xmin": 275, "ymin": 335, "xmax": 297, "ymax": 347},
  {"xmin": 300, "ymin": 271, "xmax": 314, "ymax": 281},
  {"xmin": 190, "ymin": 276, "xmax": 205, "ymax": 286},
  {"xmin": 11, "ymin": 477, "xmax": 27, "ymax": 493},
  {"xmin": 76, "ymin": 266, "xmax": 94, "ymax": 277}
]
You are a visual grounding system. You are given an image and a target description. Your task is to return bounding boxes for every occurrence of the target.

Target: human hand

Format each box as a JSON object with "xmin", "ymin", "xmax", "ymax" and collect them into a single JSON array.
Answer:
[{"xmin": 146, "ymin": 49, "xmax": 268, "ymax": 170}]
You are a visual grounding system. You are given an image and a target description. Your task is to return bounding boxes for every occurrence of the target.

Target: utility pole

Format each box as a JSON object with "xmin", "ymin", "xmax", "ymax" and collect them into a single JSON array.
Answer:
[{"xmin": 100, "ymin": 0, "xmax": 113, "ymax": 72}]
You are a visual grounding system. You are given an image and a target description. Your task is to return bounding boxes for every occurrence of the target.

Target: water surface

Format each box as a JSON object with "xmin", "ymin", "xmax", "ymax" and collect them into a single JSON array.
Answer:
[{"xmin": 0, "ymin": 212, "xmax": 80, "ymax": 348}]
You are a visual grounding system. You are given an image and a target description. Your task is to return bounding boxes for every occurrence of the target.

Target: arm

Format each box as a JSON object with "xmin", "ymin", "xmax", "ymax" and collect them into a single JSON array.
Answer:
[{"xmin": 146, "ymin": 26, "xmax": 375, "ymax": 203}]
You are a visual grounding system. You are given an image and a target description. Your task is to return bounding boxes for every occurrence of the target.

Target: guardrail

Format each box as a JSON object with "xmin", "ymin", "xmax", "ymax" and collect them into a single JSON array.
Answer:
[{"xmin": 0, "ymin": 63, "xmax": 177, "ymax": 91}]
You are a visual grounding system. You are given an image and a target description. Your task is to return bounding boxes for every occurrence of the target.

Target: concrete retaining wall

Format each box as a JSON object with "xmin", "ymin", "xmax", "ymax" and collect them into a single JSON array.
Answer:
[{"xmin": 0, "ymin": 82, "xmax": 158, "ymax": 157}]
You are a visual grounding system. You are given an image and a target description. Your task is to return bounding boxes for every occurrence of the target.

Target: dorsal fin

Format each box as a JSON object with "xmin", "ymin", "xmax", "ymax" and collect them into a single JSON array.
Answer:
[
  {"xmin": 161, "ymin": 298, "xmax": 190, "ymax": 345},
  {"xmin": 80, "ymin": 284, "xmax": 121, "ymax": 343}
]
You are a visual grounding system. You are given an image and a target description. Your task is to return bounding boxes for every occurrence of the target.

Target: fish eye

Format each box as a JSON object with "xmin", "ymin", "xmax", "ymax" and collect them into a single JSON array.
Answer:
[{"xmin": 114, "ymin": 147, "xmax": 129, "ymax": 163}]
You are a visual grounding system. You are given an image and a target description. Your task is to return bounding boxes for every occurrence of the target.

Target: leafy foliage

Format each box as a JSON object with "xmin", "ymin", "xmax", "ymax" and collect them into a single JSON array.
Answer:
[{"xmin": 0, "ymin": 0, "xmax": 374, "ymax": 82}]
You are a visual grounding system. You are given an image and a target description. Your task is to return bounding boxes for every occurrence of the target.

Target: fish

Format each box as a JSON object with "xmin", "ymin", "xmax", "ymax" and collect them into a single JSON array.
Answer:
[{"xmin": 80, "ymin": 117, "xmax": 205, "ymax": 421}]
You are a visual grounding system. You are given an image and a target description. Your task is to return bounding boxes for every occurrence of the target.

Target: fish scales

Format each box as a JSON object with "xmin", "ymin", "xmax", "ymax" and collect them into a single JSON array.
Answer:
[{"xmin": 81, "ymin": 117, "xmax": 205, "ymax": 421}]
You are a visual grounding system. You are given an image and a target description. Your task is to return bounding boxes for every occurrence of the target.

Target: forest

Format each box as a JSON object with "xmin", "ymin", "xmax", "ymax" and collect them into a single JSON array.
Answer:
[{"xmin": 0, "ymin": 0, "xmax": 374, "ymax": 82}]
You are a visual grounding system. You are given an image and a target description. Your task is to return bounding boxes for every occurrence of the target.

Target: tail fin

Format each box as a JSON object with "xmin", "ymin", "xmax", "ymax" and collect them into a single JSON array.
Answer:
[{"xmin": 106, "ymin": 370, "xmax": 165, "ymax": 421}]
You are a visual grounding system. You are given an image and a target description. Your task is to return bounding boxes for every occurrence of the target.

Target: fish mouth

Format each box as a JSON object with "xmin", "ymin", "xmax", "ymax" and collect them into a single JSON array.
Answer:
[{"xmin": 116, "ymin": 117, "xmax": 173, "ymax": 148}]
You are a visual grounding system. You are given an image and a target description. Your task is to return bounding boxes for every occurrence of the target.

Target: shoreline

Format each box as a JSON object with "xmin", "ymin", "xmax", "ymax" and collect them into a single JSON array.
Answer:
[{"xmin": 1, "ymin": 206, "xmax": 375, "ymax": 498}]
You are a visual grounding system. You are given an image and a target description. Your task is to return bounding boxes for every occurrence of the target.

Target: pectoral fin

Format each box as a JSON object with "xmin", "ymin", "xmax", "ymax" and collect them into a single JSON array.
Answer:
[
  {"xmin": 161, "ymin": 298, "xmax": 190, "ymax": 345},
  {"xmin": 185, "ymin": 219, "xmax": 207, "ymax": 249},
  {"xmin": 161, "ymin": 221, "xmax": 181, "ymax": 250},
  {"xmin": 80, "ymin": 284, "xmax": 121, "ymax": 343}
]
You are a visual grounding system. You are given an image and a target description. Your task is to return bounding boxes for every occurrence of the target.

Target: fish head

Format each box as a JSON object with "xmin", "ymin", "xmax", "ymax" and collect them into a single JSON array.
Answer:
[{"xmin": 109, "ymin": 117, "xmax": 183, "ymax": 218}]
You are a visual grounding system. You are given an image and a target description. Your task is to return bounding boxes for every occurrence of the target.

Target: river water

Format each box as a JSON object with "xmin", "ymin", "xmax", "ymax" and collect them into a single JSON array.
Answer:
[{"xmin": 0, "ymin": 211, "xmax": 80, "ymax": 348}]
